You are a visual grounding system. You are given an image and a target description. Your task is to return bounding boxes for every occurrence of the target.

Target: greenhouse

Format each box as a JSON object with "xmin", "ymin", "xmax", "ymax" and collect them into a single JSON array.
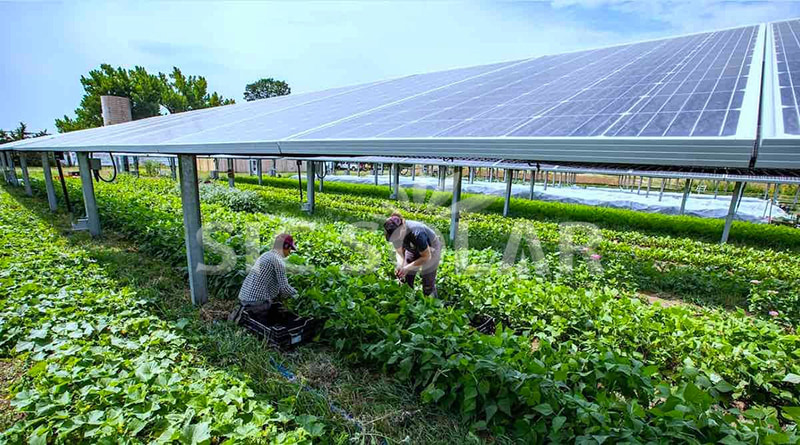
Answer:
[{"xmin": 1, "ymin": 17, "xmax": 800, "ymax": 444}]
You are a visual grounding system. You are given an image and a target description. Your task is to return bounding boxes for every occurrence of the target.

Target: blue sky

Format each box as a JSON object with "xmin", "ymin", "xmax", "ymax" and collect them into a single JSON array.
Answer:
[{"xmin": 1, "ymin": 1, "xmax": 798, "ymax": 133}]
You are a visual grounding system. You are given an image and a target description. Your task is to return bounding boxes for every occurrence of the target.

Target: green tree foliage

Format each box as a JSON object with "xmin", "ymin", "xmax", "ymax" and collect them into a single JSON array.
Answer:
[
  {"xmin": 243, "ymin": 78, "xmax": 291, "ymax": 101},
  {"xmin": 0, "ymin": 122, "xmax": 48, "ymax": 144},
  {"xmin": 55, "ymin": 64, "xmax": 234, "ymax": 133}
]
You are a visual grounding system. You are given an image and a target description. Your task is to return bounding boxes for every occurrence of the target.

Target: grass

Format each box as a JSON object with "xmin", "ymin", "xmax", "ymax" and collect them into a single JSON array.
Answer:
[{"xmin": 3, "ymin": 184, "xmax": 490, "ymax": 444}]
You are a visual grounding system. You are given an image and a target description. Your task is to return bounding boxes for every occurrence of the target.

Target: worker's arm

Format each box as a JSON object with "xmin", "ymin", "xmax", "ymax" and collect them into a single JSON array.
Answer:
[
  {"xmin": 394, "ymin": 245, "xmax": 406, "ymax": 272},
  {"xmin": 275, "ymin": 262, "xmax": 298, "ymax": 298},
  {"xmin": 397, "ymin": 247, "xmax": 431, "ymax": 278}
]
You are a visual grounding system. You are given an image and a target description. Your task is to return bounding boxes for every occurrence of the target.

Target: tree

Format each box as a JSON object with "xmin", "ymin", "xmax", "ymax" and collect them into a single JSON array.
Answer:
[
  {"xmin": 243, "ymin": 78, "xmax": 290, "ymax": 101},
  {"xmin": 56, "ymin": 64, "xmax": 234, "ymax": 133},
  {"xmin": 1, "ymin": 122, "xmax": 48, "ymax": 144}
]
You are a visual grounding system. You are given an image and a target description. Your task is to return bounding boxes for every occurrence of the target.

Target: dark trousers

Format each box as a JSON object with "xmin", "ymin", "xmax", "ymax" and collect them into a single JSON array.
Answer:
[{"xmin": 404, "ymin": 244, "xmax": 441, "ymax": 297}]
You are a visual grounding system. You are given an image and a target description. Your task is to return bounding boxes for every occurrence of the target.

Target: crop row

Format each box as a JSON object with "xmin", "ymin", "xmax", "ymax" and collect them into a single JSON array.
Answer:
[
  {"xmin": 24, "ymin": 175, "xmax": 800, "ymax": 442},
  {"xmin": 227, "ymin": 177, "xmax": 800, "ymax": 325},
  {"xmin": 0, "ymin": 188, "xmax": 317, "ymax": 444}
]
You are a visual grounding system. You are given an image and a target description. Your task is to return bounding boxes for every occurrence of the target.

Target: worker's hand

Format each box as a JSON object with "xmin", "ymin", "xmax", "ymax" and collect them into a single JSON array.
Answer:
[{"xmin": 396, "ymin": 265, "xmax": 411, "ymax": 279}]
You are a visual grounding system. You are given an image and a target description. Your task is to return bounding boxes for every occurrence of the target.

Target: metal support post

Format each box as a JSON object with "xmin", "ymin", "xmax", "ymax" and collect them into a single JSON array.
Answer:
[
  {"xmin": 469, "ymin": 167, "xmax": 475, "ymax": 184},
  {"xmin": 169, "ymin": 157, "xmax": 177, "ymax": 180},
  {"xmin": 449, "ymin": 166, "xmax": 462, "ymax": 244},
  {"xmin": 19, "ymin": 154, "xmax": 32, "ymax": 196},
  {"xmin": 713, "ymin": 180, "xmax": 720, "ymax": 198},
  {"xmin": 721, "ymin": 181, "xmax": 743, "ymax": 244},
  {"xmin": 41, "ymin": 152, "xmax": 58, "ymax": 212},
  {"xmin": 543, "ymin": 172, "xmax": 548, "ymax": 190},
  {"xmin": 438, "ymin": 166, "xmax": 446, "ymax": 190},
  {"xmin": 0, "ymin": 151, "xmax": 8, "ymax": 183},
  {"xmin": 658, "ymin": 179, "xmax": 666, "ymax": 202},
  {"xmin": 390, "ymin": 163, "xmax": 400, "ymax": 199},
  {"xmin": 257, "ymin": 159, "xmax": 263, "ymax": 185},
  {"xmin": 637, "ymin": 176, "xmax": 643, "ymax": 194},
  {"xmin": 768, "ymin": 184, "xmax": 780, "ymax": 222},
  {"xmin": 762, "ymin": 184, "xmax": 770, "ymax": 200},
  {"xmin": 6, "ymin": 152, "xmax": 19, "ymax": 186},
  {"xmin": 374, "ymin": 163, "xmax": 379, "ymax": 185},
  {"xmin": 305, "ymin": 161, "xmax": 315, "ymax": 214},
  {"xmin": 489, "ymin": 168, "xmax": 494, "ymax": 183},
  {"xmin": 132, "ymin": 156, "xmax": 140, "ymax": 176},
  {"xmin": 178, "ymin": 154, "xmax": 208, "ymax": 306},
  {"xmin": 793, "ymin": 186, "xmax": 800, "ymax": 210},
  {"xmin": 411, "ymin": 165, "xmax": 416, "ymax": 182},
  {"xmin": 122, "ymin": 155, "xmax": 130, "ymax": 173},
  {"xmin": 529, "ymin": 171, "xmax": 536, "ymax": 199},
  {"xmin": 645, "ymin": 177, "xmax": 652, "ymax": 198},
  {"xmin": 503, "ymin": 169, "xmax": 514, "ymax": 217},
  {"xmin": 227, "ymin": 158, "xmax": 235, "ymax": 188},
  {"xmin": 679, "ymin": 179, "xmax": 691, "ymax": 215},
  {"xmin": 270, "ymin": 159, "xmax": 277, "ymax": 177},
  {"xmin": 77, "ymin": 153, "xmax": 101, "ymax": 237}
]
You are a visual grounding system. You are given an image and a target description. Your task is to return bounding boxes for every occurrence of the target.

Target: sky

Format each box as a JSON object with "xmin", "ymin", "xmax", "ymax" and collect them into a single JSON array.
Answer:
[{"xmin": 1, "ymin": 0, "xmax": 798, "ymax": 134}]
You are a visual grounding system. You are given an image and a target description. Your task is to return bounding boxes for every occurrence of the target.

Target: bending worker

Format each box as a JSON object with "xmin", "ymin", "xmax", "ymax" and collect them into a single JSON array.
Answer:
[
  {"xmin": 229, "ymin": 233, "xmax": 298, "ymax": 323},
  {"xmin": 383, "ymin": 212, "xmax": 442, "ymax": 297}
]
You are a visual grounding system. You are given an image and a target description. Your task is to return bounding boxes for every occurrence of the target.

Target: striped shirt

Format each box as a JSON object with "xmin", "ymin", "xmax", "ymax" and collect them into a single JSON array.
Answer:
[{"xmin": 238, "ymin": 250, "xmax": 297, "ymax": 305}]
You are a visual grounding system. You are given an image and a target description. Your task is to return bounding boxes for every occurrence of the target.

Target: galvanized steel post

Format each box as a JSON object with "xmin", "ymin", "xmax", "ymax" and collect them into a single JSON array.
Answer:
[
  {"xmin": 658, "ymin": 179, "xmax": 666, "ymax": 201},
  {"xmin": 169, "ymin": 157, "xmax": 177, "ymax": 180},
  {"xmin": 468, "ymin": 167, "xmax": 475, "ymax": 184},
  {"xmin": 374, "ymin": 163, "xmax": 379, "ymax": 185},
  {"xmin": 41, "ymin": 152, "xmax": 58, "ymax": 212},
  {"xmin": 257, "ymin": 159, "xmax": 263, "ymax": 185},
  {"xmin": 793, "ymin": 185, "xmax": 800, "ymax": 210},
  {"xmin": 679, "ymin": 179, "xmax": 692, "ymax": 215},
  {"xmin": 645, "ymin": 177, "xmax": 652, "ymax": 198},
  {"xmin": 503, "ymin": 169, "xmax": 514, "ymax": 217},
  {"xmin": 449, "ymin": 166, "xmax": 462, "ymax": 244},
  {"xmin": 19, "ymin": 154, "xmax": 32, "ymax": 196},
  {"xmin": 227, "ymin": 158, "xmax": 235, "ymax": 188},
  {"xmin": 132, "ymin": 156, "xmax": 140, "ymax": 176},
  {"xmin": 306, "ymin": 161, "xmax": 315, "ymax": 214},
  {"xmin": 77, "ymin": 153, "xmax": 101, "ymax": 237},
  {"xmin": 721, "ymin": 181, "xmax": 743, "ymax": 244},
  {"xmin": 6, "ymin": 152, "xmax": 19, "ymax": 187},
  {"xmin": 390, "ymin": 163, "xmax": 400, "ymax": 199},
  {"xmin": 178, "ymin": 154, "xmax": 207, "ymax": 306},
  {"xmin": 0, "ymin": 151, "xmax": 7, "ymax": 183},
  {"xmin": 529, "ymin": 171, "xmax": 536, "ymax": 200}
]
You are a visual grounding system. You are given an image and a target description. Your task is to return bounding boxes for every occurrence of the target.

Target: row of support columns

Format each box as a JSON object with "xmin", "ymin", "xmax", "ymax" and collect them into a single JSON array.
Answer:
[{"xmin": 1, "ymin": 150, "xmax": 796, "ymax": 306}]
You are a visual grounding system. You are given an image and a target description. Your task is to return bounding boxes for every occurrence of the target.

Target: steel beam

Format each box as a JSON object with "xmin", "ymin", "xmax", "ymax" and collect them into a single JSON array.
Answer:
[
  {"xmin": 721, "ymin": 182, "xmax": 743, "ymax": 244},
  {"xmin": 178, "ymin": 155, "xmax": 207, "ymax": 306},
  {"xmin": 305, "ymin": 161, "xmax": 315, "ymax": 214},
  {"xmin": 449, "ymin": 166, "xmax": 462, "ymax": 244},
  {"xmin": 19, "ymin": 154, "xmax": 32, "ymax": 196},
  {"xmin": 257, "ymin": 159, "xmax": 263, "ymax": 185},
  {"xmin": 679, "ymin": 179, "xmax": 691, "ymax": 215},
  {"xmin": 503, "ymin": 169, "xmax": 514, "ymax": 217},
  {"xmin": 41, "ymin": 152, "xmax": 58, "ymax": 212},
  {"xmin": 77, "ymin": 153, "xmax": 101, "ymax": 237},
  {"xmin": 227, "ymin": 158, "xmax": 235, "ymax": 188}
]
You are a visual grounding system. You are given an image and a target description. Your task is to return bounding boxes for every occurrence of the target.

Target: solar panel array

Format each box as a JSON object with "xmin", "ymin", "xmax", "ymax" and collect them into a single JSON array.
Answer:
[
  {"xmin": 773, "ymin": 19, "xmax": 800, "ymax": 135},
  {"xmin": 297, "ymin": 25, "xmax": 759, "ymax": 140},
  {"xmin": 13, "ymin": 20, "xmax": 800, "ymax": 170}
]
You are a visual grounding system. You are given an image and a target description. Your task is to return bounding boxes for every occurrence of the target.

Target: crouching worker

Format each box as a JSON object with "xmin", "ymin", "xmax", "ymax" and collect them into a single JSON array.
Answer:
[
  {"xmin": 229, "ymin": 233, "xmax": 298, "ymax": 324},
  {"xmin": 383, "ymin": 212, "xmax": 442, "ymax": 297}
]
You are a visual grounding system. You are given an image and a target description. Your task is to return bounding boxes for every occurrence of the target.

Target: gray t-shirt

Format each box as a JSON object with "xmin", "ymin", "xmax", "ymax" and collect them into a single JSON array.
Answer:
[{"xmin": 392, "ymin": 220, "xmax": 439, "ymax": 255}]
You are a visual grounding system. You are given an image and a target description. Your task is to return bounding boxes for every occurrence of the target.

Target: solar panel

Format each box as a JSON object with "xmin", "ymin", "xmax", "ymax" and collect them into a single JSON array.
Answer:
[
  {"xmin": 296, "ymin": 25, "xmax": 760, "ymax": 140},
  {"xmin": 772, "ymin": 19, "xmax": 800, "ymax": 134}
]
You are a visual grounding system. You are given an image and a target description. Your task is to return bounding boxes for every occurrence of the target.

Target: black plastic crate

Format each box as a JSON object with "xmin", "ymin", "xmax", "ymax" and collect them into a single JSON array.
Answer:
[
  {"xmin": 470, "ymin": 314, "xmax": 496, "ymax": 335},
  {"xmin": 240, "ymin": 305, "xmax": 324, "ymax": 349}
]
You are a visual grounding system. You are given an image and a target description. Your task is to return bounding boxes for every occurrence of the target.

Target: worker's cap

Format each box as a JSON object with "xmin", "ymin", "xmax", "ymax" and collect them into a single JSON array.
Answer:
[
  {"xmin": 383, "ymin": 215, "xmax": 403, "ymax": 241},
  {"xmin": 274, "ymin": 233, "xmax": 297, "ymax": 251}
]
